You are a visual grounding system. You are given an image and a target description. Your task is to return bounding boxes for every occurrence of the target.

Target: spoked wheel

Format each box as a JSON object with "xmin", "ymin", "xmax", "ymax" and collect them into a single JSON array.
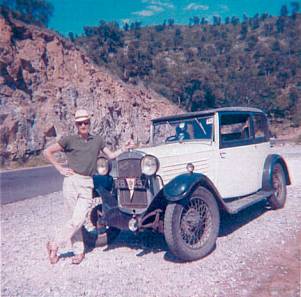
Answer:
[
  {"xmin": 164, "ymin": 186, "xmax": 220, "ymax": 261},
  {"xmin": 180, "ymin": 198, "xmax": 213, "ymax": 248},
  {"xmin": 83, "ymin": 199, "xmax": 120, "ymax": 247},
  {"xmin": 267, "ymin": 163, "xmax": 287, "ymax": 210}
]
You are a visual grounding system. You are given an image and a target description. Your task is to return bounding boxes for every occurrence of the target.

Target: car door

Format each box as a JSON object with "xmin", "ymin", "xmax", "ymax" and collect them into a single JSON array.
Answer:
[
  {"xmin": 252, "ymin": 112, "xmax": 271, "ymax": 188},
  {"xmin": 216, "ymin": 112, "xmax": 259, "ymax": 198}
]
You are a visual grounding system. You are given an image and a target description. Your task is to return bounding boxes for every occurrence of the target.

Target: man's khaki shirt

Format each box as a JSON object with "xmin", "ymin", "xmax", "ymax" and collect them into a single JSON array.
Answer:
[{"xmin": 58, "ymin": 134, "xmax": 105, "ymax": 176}]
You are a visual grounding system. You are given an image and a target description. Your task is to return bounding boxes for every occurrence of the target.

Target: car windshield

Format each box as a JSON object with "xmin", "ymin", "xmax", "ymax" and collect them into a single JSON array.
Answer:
[{"xmin": 152, "ymin": 116, "xmax": 213, "ymax": 145}]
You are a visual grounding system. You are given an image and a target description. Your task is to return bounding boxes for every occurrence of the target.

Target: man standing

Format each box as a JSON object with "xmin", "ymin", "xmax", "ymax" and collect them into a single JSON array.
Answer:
[{"xmin": 44, "ymin": 109, "xmax": 133, "ymax": 264}]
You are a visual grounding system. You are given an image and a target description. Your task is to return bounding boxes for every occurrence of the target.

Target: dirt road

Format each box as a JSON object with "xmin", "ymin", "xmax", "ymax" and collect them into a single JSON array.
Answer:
[{"xmin": 1, "ymin": 145, "xmax": 300, "ymax": 297}]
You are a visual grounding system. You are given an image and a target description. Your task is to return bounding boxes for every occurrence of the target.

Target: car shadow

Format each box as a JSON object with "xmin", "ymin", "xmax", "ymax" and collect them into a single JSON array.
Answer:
[
  {"xmin": 102, "ymin": 229, "xmax": 169, "ymax": 257},
  {"xmin": 219, "ymin": 200, "xmax": 269, "ymax": 237},
  {"xmin": 90, "ymin": 200, "xmax": 271, "ymax": 263},
  {"xmin": 102, "ymin": 231, "xmax": 192, "ymax": 263},
  {"xmin": 163, "ymin": 243, "xmax": 218, "ymax": 263}
]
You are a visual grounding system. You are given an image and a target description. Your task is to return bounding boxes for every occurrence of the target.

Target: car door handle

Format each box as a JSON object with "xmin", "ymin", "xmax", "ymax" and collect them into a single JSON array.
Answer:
[{"xmin": 220, "ymin": 152, "xmax": 227, "ymax": 158}]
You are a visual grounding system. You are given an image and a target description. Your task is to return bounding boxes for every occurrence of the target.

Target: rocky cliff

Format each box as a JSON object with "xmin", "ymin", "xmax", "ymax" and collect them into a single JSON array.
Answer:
[{"xmin": 0, "ymin": 14, "xmax": 181, "ymax": 167}]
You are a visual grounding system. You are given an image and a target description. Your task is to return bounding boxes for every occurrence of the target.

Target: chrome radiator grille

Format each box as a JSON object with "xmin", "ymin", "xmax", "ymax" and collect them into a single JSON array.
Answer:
[
  {"xmin": 116, "ymin": 156, "xmax": 148, "ymax": 209},
  {"xmin": 117, "ymin": 159, "xmax": 141, "ymax": 177}
]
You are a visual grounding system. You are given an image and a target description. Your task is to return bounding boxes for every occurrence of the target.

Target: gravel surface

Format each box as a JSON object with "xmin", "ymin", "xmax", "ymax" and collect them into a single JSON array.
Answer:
[{"xmin": 1, "ymin": 145, "xmax": 301, "ymax": 297}]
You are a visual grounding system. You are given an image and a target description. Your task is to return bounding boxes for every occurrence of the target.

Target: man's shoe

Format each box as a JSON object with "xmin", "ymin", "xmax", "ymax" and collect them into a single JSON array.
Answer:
[
  {"xmin": 71, "ymin": 253, "xmax": 85, "ymax": 265},
  {"xmin": 46, "ymin": 241, "xmax": 59, "ymax": 264}
]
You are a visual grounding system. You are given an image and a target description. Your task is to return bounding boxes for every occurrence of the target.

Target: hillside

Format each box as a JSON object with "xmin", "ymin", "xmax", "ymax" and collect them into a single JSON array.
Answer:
[
  {"xmin": 0, "ymin": 12, "xmax": 181, "ymax": 167},
  {"xmin": 74, "ymin": 13, "xmax": 301, "ymax": 127}
]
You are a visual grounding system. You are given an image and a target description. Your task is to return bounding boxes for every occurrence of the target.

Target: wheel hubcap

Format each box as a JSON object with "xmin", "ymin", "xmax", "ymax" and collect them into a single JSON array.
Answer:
[
  {"xmin": 180, "ymin": 197, "xmax": 212, "ymax": 249},
  {"xmin": 272, "ymin": 168, "xmax": 282, "ymax": 199}
]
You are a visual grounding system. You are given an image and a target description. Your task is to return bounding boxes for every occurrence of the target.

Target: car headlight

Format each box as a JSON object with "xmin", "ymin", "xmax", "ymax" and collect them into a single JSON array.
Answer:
[
  {"xmin": 97, "ymin": 157, "xmax": 109, "ymax": 175},
  {"xmin": 141, "ymin": 155, "xmax": 159, "ymax": 176}
]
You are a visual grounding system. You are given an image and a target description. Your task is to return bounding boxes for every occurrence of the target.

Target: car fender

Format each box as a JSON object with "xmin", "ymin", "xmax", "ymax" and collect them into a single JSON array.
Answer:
[
  {"xmin": 93, "ymin": 175, "xmax": 114, "ymax": 192},
  {"xmin": 163, "ymin": 172, "xmax": 226, "ymax": 207},
  {"xmin": 93, "ymin": 175, "xmax": 118, "ymax": 211},
  {"xmin": 262, "ymin": 154, "xmax": 291, "ymax": 190}
]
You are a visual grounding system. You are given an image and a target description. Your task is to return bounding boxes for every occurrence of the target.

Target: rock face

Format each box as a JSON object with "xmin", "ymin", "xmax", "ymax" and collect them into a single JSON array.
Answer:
[{"xmin": 0, "ymin": 14, "xmax": 181, "ymax": 166}]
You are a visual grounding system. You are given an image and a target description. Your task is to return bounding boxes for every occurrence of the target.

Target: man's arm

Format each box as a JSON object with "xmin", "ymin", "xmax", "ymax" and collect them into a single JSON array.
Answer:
[
  {"xmin": 102, "ymin": 147, "xmax": 125, "ymax": 160},
  {"xmin": 43, "ymin": 143, "xmax": 74, "ymax": 176},
  {"xmin": 102, "ymin": 141, "xmax": 136, "ymax": 160}
]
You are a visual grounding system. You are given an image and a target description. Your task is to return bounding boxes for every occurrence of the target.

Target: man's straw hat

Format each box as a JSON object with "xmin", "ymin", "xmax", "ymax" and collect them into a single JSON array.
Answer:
[{"xmin": 74, "ymin": 109, "xmax": 91, "ymax": 122}]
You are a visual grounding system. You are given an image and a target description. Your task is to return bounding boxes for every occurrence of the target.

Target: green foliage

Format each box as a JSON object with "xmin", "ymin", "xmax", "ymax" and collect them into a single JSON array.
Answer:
[
  {"xmin": 280, "ymin": 5, "xmax": 288, "ymax": 16},
  {"xmin": 291, "ymin": 1, "xmax": 300, "ymax": 13},
  {"xmin": 168, "ymin": 18, "xmax": 174, "ymax": 27},
  {"xmin": 213, "ymin": 16, "xmax": 221, "ymax": 26},
  {"xmin": 1, "ymin": 0, "xmax": 53, "ymax": 26},
  {"xmin": 291, "ymin": 2, "xmax": 300, "ymax": 19},
  {"xmin": 74, "ymin": 11, "xmax": 301, "ymax": 126}
]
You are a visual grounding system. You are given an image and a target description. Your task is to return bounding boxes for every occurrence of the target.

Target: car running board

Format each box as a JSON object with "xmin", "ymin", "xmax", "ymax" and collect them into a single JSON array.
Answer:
[{"xmin": 223, "ymin": 190, "xmax": 274, "ymax": 214}]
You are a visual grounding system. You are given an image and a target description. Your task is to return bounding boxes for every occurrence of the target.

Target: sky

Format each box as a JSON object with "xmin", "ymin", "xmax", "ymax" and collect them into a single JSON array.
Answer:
[{"xmin": 48, "ymin": 0, "xmax": 294, "ymax": 35}]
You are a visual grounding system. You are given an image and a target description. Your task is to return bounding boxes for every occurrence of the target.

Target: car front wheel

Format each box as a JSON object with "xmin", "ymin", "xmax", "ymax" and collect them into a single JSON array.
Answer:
[
  {"xmin": 267, "ymin": 163, "xmax": 287, "ymax": 209},
  {"xmin": 164, "ymin": 186, "xmax": 220, "ymax": 261}
]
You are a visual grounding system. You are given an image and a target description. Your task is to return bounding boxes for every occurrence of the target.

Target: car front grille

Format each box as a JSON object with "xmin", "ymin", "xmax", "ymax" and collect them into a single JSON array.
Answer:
[
  {"xmin": 119, "ymin": 186, "xmax": 148, "ymax": 209},
  {"xmin": 116, "ymin": 156, "xmax": 148, "ymax": 209},
  {"xmin": 117, "ymin": 159, "xmax": 141, "ymax": 177}
]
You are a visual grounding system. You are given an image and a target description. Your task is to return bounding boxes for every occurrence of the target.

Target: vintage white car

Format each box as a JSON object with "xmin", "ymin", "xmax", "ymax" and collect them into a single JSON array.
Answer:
[{"xmin": 85, "ymin": 107, "xmax": 291, "ymax": 261}]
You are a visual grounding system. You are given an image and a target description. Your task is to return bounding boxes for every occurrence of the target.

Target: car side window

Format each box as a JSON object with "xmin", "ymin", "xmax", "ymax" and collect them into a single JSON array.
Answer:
[
  {"xmin": 220, "ymin": 113, "xmax": 253, "ymax": 148},
  {"xmin": 253, "ymin": 114, "xmax": 269, "ymax": 142}
]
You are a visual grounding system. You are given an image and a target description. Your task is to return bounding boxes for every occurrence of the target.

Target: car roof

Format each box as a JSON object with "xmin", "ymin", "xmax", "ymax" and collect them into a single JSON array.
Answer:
[{"xmin": 152, "ymin": 107, "xmax": 264, "ymax": 123}]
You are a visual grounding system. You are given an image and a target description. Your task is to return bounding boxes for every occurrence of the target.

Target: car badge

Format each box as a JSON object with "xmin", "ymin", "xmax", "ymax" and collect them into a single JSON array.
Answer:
[{"xmin": 126, "ymin": 178, "xmax": 136, "ymax": 201}]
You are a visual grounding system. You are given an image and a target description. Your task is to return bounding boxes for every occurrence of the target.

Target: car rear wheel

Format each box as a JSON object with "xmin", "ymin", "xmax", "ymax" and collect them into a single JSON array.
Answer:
[
  {"xmin": 267, "ymin": 163, "xmax": 287, "ymax": 210},
  {"xmin": 83, "ymin": 199, "xmax": 120, "ymax": 247},
  {"xmin": 164, "ymin": 186, "xmax": 220, "ymax": 261}
]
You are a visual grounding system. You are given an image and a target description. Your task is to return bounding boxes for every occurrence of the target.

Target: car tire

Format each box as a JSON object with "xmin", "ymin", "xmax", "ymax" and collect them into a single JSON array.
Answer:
[
  {"xmin": 164, "ymin": 186, "xmax": 220, "ymax": 261},
  {"xmin": 267, "ymin": 163, "xmax": 287, "ymax": 209},
  {"xmin": 83, "ymin": 200, "xmax": 120, "ymax": 247}
]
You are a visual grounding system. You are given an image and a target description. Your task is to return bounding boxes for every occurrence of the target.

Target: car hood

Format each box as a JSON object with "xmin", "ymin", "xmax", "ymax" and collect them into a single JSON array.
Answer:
[
  {"xmin": 138, "ymin": 141, "xmax": 213, "ymax": 156},
  {"xmin": 137, "ymin": 141, "xmax": 214, "ymax": 184}
]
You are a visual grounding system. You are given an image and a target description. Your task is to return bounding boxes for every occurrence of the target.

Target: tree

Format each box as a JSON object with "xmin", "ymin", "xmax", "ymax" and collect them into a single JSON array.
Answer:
[
  {"xmin": 155, "ymin": 24, "xmax": 165, "ymax": 32},
  {"xmin": 68, "ymin": 32, "xmax": 74, "ymax": 42},
  {"xmin": 251, "ymin": 13, "xmax": 260, "ymax": 30},
  {"xmin": 213, "ymin": 15, "xmax": 221, "ymax": 26},
  {"xmin": 242, "ymin": 14, "xmax": 248, "ymax": 23},
  {"xmin": 240, "ymin": 22, "xmax": 248, "ymax": 39},
  {"xmin": 97, "ymin": 21, "xmax": 124, "ymax": 52},
  {"xmin": 263, "ymin": 23, "xmax": 274, "ymax": 36},
  {"xmin": 276, "ymin": 17, "xmax": 285, "ymax": 33},
  {"xmin": 174, "ymin": 28, "xmax": 183, "ymax": 48},
  {"xmin": 260, "ymin": 12, "xmax": 269, "ymax": 21},
  {"xmin": 130, "ymin": 21, "xmax": 141, "ymax": 31},
  {"xmin": 192, "ymin": 16, "xmax": 200, "ymax": 26},
  {"xmin": 246, "ymin": 35, "xmax": 258, "ymax": 51},
  {"xmin": 231, "ymin": 16, "xmax": 240, "ymax": 26},
  {"xmin": 83, "ymin": 26, "xmax": 97, "ymax": 37},
  {"xmin": 271, "ymin": 40, "xmax": 280, "ymax": 51},
  {"xmin": 168, "ymin": 18, "xmax": 174, "ymax": 27},
  {"xmin": 280, "ymin": 4, "xmax": 288, "ymax": 16},
  {"xmin": 184, "ymin": 48, "xmax": 194, "ymax": 62},
  {"xmin": 123, "ymin": 22, "xmax": 129, "ymax": 31},
  {"xmin": 1, "ymin": 0, "xmax": 54, "ymax": 26},
  {"xmin": 201, "ymin": 17, "xmax": 208, "ymax": 25},
  {"xmin": 291, "ymin": 1, "xmax": 300, "ymax": 19}
]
